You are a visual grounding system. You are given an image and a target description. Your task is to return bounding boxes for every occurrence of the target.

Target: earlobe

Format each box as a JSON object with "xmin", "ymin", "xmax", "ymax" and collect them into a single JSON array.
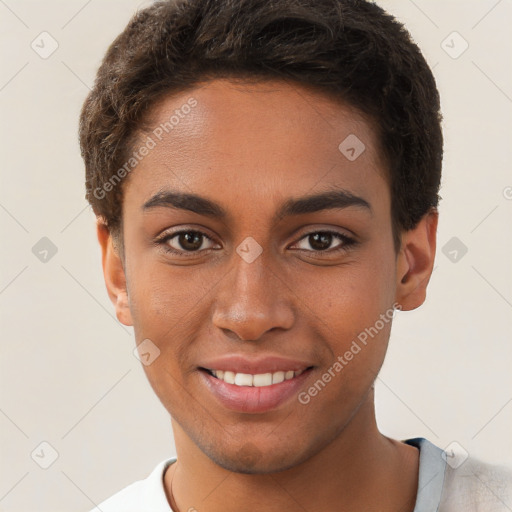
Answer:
[
  {"xmin": 96, "ymin": 221, "xmax": 133, "ymax": 326},
  {"xmin": 395, "ymin": 209, "xmax": 438, "ymax": 311}
]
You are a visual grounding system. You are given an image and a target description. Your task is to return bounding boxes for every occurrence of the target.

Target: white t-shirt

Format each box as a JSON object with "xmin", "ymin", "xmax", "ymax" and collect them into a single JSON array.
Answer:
[{"xmin": 89, "ymin": 438, "xmax": 512, "ymax": 511}]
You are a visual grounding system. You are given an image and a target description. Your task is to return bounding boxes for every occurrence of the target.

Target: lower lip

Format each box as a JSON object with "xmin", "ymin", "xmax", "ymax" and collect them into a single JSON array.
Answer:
[{"xmin": 199, "ymin": 368, "xmax": 313, "ymax": 413}]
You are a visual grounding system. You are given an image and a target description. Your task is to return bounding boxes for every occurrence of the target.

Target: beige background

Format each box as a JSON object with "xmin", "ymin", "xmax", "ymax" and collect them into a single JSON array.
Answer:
[{"xmin": 1, "ymin": 1, "xmax": 511, "ymax": 510}]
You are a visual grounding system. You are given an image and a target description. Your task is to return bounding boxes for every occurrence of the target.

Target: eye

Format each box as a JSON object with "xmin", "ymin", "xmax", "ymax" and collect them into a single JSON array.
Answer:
[
  {"xmin": 158, "ymin": 229, "xmax": 218, "ymax": 255},
  {"xmin": 293, "ymin": 231, "xmax": 355, "ymax": 253}
]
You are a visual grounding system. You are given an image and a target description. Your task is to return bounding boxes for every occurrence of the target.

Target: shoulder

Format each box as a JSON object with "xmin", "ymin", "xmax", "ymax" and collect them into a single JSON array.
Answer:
[
  {"xmin": 404, "ymin": 437, "xmax": 512, "ymax": 511},
  {"xmin": 88, "ymin": 458, "xmax": 176, "ymax": 512},
  {"xmin": 440, "ymin": 456, "xmax": 512, "ymax": 511}
]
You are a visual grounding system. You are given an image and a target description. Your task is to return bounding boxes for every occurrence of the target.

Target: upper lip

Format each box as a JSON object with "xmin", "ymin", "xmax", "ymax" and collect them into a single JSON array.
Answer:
[{"xmin": 198, "ymin": 355, "xmax": 313, "ymax": 375}]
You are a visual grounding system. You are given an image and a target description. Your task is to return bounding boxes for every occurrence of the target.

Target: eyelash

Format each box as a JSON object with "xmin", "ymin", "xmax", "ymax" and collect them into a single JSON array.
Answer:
[{"xmin": 155, "ymin": 229, "xmax": 357, "ymax": 258}]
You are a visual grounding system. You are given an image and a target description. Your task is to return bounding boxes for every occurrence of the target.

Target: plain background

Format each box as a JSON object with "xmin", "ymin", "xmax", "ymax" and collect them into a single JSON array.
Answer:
[{"xmin": 0, "ymin": 1, "xmax": 511, "ymax": 510}]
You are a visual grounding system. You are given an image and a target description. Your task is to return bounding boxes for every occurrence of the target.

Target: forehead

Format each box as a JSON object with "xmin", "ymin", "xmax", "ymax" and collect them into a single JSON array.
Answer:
[{"xmin": 126, "ymin": 78, "xmax": 389, "ymax": 218}]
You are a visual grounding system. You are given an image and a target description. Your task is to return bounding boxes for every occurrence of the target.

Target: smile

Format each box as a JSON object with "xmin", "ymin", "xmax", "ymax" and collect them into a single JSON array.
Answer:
[
  {"xmin": 204, "ymin": 368, "xmax": 307, "ymax": 387},
  {"xmin": 199, "ymin": 366, "xmax": 314, "ymax": 413}
]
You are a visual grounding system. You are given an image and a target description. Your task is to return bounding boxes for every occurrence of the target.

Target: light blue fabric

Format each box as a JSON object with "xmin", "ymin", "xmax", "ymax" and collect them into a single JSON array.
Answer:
[{"xmin": 405, "ymin": 437, "xmax": 447, "ymax": 512}]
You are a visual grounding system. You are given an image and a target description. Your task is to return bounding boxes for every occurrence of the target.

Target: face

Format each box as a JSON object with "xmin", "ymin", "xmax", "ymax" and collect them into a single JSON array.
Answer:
[{"xmin": 100, "ymin": 78, "xmax": 435, "ymax": 474}]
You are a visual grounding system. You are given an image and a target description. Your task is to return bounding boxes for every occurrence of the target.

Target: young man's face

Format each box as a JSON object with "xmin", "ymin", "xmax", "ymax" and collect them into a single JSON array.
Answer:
[{"xmin": 100, "ymin": 79, "xmax": 435, "ymax": 473}]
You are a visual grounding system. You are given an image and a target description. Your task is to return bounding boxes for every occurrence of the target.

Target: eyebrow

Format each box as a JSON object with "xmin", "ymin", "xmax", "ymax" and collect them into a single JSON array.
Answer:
[
  {"xmin": 144, "ymin": 190, "xmax": 226, "ymax": 217},
  {"xmin": 277, "ymin": 189, "xmax": 371, "ymax": 219},
  {"xmin": 142, "ymin": 188, "xmax": 372, "ymax": 221}
]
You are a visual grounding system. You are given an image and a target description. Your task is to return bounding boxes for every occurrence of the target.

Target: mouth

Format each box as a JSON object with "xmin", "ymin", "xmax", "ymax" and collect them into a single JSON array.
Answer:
[
  {"xmin": 200, "ymin": 367, "xmax": 311, "ymax": 387},
  {"xmin": 198, "ymin": 365, "xmax": 314, "ymax": 413}
]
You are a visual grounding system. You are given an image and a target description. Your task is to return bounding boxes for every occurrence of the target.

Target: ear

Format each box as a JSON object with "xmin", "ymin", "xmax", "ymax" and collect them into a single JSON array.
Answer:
[
  {"xmin": 395, "ymin": 209, "xmax": 438, "ymax": 311},
  {"xmin": 96, "ymin": 221, "xmax": 133, "ymax": 326}
]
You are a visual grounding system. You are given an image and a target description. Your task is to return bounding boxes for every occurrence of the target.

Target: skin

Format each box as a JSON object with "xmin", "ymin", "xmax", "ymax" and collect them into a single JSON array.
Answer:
[{"xmin": 98, "ymin": 78, "xmax": 438, "ymax": 512}]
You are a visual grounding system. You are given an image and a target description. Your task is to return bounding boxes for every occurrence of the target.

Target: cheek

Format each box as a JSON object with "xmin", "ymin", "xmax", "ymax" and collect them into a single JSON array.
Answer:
[
  {"xmin": 287, "ymin": 249, "xmax": 397, "ymax": 402},
  {"xmin": 125, "ymin": 273, "xmax": 200, "ymax": 393},
  {"xmin": 126, "ymin": 259, "xmax": 215, "ymax": 335},
  {"xmin": 294, "ymin": 277, "xmax": 395, "ymax": 425},
  {"xmin": 292, "ymin": 256, "xmax": 396, "ymax": 334},
  {"xmin": 126, "ymin": 267, "xmax": 203, "ymax": 407}
]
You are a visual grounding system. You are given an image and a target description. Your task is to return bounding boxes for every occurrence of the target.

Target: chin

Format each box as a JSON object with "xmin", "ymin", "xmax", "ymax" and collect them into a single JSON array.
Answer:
[{"xmin": 204, "ymin": 441, "xmax": 311, "ymax": 475}]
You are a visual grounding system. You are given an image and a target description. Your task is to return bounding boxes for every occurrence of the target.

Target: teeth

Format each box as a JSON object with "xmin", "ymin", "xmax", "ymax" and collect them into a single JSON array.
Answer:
[
  {"xmin": 210, "ymin": 368, "xmax": 305, "ymax": 387},
  {"xmin": 223, "ymin": 371, "xmax": 235, "ymax": 384},
  {"xmin": 272, "ymin": 371, "xmax": 285, "ymax": 384},
  {"xmin": 234, "ymin": 373, "xmax": 253, "ymax": 386},
  {"xmin": 253, "ymin": 373, "xmax": 272, "ymax": 387}
]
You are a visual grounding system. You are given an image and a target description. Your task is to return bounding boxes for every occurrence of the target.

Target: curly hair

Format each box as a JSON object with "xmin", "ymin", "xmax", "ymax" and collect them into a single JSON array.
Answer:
[{"xmin": 79, "ymin": 0, "xmax": 443, "ymax": 249}]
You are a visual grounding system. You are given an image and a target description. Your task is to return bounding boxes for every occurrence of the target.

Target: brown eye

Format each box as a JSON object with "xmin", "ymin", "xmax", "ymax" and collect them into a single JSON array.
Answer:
[
  {"xmin": 308, "ymin": 232, "xmax": 334, "ymax": 251},
  {"xmin": 295, "ymin": 231, "xmax": 349, "ymax": 252},
  {"xmin": 177, "ymin": 232, "xmax": 203, "ymax": 251},
  {"xmin": 163, "ymin": 230, "xmax": 216, "ymax": 253}
]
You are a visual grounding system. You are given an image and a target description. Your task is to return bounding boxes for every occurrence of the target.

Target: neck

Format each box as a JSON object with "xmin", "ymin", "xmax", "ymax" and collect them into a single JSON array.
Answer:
[{"xmin": 164, "ymin": 390, "xmax": 419, "ymax": 512}]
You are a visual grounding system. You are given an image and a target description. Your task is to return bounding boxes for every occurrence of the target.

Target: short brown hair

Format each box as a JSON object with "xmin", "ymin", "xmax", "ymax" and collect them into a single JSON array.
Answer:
[{"xmin": 79, "ymin": 0, "xmax": 443, "ymax": 248}]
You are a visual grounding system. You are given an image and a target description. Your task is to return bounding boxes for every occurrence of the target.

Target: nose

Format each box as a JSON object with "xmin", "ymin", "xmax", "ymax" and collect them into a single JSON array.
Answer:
[{"xmin": 212, "ymin": 249, "xmax": 295, "ymax": 341}]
